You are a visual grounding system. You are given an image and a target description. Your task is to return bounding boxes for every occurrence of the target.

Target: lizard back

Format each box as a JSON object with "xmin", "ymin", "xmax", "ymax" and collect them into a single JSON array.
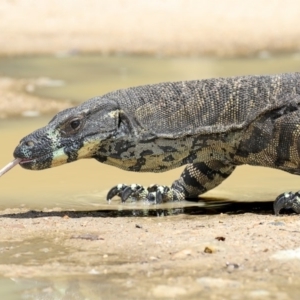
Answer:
[{"xmin": 104, "ymin": 72, "xmax": 300, "ymax": 138}]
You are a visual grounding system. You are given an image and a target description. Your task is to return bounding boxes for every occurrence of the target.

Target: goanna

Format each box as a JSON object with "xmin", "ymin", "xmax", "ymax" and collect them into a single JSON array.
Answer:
[{"xmin": 13, "ymin": 72, "xmax": 300, "ymax": 215}]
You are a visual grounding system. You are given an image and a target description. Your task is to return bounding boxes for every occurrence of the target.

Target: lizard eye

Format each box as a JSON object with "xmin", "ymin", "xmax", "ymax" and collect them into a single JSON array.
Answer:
[
  {"xmin": 61, "ymin": 116, "xmax": 84, "ymax": 135},
  {"xmin": 70, "ymin": 119, "xmax": 81, "ymax": 130}
]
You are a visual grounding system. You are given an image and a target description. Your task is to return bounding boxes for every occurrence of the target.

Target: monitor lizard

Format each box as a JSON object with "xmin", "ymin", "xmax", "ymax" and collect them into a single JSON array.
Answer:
[{"xmin": 12, "ymin": 72, "xmax": 300, "ymax": 215}]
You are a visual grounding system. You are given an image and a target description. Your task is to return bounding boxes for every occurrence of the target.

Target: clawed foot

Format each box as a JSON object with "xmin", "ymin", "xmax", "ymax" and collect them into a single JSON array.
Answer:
[
  {"xmin": 107, "ymin": 184, "xmax": 181, "ymax": 204},
  {"xmin": 274, "ymin": 191, "xmax": 300, "ymax": 215}
]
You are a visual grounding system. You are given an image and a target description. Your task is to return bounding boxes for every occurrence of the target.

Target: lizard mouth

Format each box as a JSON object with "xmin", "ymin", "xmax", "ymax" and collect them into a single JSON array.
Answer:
[
  {"xmin": 19, "ymin": 158, "xmax": 36, "ymax": 164},
  {"xmin": 17, "ymin": 146, "xmax": 75, "ymax": 170},
  {"xmin": 17, "ymin": 153, "xmax": 53, "ymax": 170}
]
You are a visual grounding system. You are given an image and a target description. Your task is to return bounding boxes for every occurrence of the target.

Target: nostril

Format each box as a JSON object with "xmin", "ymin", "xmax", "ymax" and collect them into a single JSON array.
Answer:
[{"xmin": 24, "ymin": 140, "xmax": 35, "ymax": 147}]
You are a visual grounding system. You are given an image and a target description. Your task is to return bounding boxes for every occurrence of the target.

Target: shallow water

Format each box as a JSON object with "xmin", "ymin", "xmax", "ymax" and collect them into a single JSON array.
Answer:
[{"xmin": 1, "ymin": 54, "xmax": 300, "ymax": 299}]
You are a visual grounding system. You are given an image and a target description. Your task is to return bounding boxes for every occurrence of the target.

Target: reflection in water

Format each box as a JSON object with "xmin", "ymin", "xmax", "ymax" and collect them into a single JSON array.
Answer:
[{"xmin": 0, "ymin": 201, "xmax": 275, "ymax": 220}]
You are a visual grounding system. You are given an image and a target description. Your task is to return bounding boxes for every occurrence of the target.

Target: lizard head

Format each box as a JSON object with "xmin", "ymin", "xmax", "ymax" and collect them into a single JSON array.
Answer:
[{"xmin": 13, "ymin": 98, "xmax": 125, "ymax": 170}]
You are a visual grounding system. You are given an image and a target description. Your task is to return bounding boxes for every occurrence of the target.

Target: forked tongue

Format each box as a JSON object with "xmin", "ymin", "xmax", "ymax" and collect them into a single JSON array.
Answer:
[{"xmin": 0, "ymin": 158, "xmax": 22, "ymax": 177}]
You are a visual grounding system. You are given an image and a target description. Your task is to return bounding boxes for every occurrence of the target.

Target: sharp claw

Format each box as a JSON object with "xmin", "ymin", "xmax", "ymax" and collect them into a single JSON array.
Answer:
[
  {"xmin": 106, "ymin": 184, "xmax": 125, "ymax": 201},
  {"xmin": 274, "ymin": 192, "xmax": 292, "ymax": 215},
  {"xmin": 146, "ymin": 186, "xmax": 165, "ymax": 204},
  {"xmin": 147, "ymin": 192, "xmax": 156, "ymax": 202},
  {"xmin": 155, "ymin": 189, "xmax": 163, "ymax": 204},
  {"xmin": 121, "ymin": 186, "xmax": 135, "ymax": 202},
  {"xmin": 106, "ymin": 186, "xmax": 119, "ymax": 201},
  {"xmin": 107, "ymin": 183, "xmax": 176, "ymax": 204},
  {"xmin": 273, "ymin": 192, "xmax": 300, "ymax": 215}
]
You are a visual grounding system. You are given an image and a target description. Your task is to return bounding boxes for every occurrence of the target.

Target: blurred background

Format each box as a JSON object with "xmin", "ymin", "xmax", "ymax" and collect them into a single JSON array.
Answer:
[
  {"xmin": 1, "ymin": 0, "xmax": 300, "ymax": 57},
  {"xmin": 1, "ymin": 0, "xmax": 300, "ymax": 209}
]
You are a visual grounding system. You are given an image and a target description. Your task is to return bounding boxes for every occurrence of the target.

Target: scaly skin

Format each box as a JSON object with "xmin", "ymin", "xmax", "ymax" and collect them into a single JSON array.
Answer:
[{"xmin": 13, "ymin": 73, "xmax": 300, "ymax": 214}]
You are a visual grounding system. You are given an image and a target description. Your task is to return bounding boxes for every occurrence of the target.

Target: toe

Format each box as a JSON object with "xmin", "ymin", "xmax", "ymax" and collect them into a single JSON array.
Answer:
[{"xmin": 107, "ymin": 184, "xmax": 126, "ymax": 201}]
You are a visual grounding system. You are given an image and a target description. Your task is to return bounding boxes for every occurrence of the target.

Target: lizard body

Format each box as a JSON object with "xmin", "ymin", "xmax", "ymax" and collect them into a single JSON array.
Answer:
[{"xmin": 13, "ymin": 72, "xmax": 300, "ymax": 214}]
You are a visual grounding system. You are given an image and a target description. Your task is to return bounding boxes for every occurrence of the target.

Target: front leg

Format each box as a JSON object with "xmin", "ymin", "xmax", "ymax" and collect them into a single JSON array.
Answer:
[{"xmin": 107, "ymin": 161, "xmax": 236, "ymax": 203}]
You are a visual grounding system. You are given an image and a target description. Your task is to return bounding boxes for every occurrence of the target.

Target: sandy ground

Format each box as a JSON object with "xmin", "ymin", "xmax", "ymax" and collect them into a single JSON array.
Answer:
[
  {"xmin": 0, "ymin": 207, "xmax": 299, "ymax": 298},
  {"xmin": 1, "ymin": 0, "xmax": 300, "ymax": 57}
]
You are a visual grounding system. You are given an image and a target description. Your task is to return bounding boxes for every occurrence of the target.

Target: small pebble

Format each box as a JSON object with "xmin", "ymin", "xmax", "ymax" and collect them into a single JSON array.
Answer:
[
  {"xmin": 226, "ymin": 262, "xmax": 240, "ymax": 272},
  {"xmin": 204, "ymin": 246, "xmax": 215, "ymax": 254}
]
